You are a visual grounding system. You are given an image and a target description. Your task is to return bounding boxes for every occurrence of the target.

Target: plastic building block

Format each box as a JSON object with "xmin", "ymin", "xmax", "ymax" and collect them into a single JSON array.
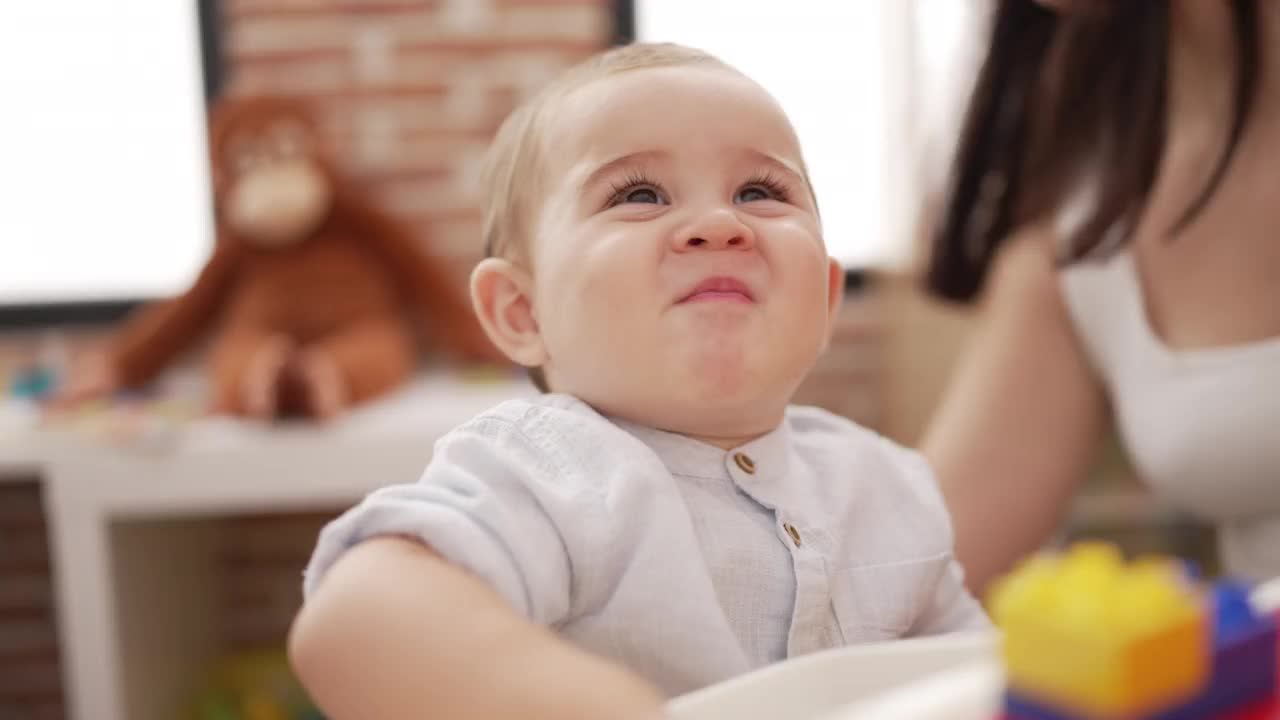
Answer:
[
  {"xmin": 990, "ymin": 542, "xmax": 1210, "ymax": 718},
  {"xmin": 1000, "ymin": 557, "xmax": 1280, "ymax": 720},
  {"xmin": 1220, "ymin": 697, "xmax": 1280, "ymax": 720},
  {"xmin": 1151, "ymin": 583, "xmax": 1277, "ymax": 720},
  {"xmin": 8, "ymin": 365, "xmax": 56, "ymax": 399}
]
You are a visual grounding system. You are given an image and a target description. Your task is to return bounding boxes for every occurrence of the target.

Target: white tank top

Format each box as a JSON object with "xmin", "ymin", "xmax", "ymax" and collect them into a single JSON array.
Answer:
[{"xmin": 1059, "ymin": 249, "xmax": 1280, "ymax": 582}]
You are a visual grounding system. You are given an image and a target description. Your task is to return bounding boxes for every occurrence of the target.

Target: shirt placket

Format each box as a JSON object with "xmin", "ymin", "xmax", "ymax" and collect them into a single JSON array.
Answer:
[{"xmin": 726, "ymin": 449, "xmax": 839, "ymax": 657}]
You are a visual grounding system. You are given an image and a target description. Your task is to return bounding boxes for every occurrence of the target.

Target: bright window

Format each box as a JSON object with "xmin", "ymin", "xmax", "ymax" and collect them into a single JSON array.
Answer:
[{"xmin": 0, "ymin": 3, "xmax": 214, "ymax": 307}]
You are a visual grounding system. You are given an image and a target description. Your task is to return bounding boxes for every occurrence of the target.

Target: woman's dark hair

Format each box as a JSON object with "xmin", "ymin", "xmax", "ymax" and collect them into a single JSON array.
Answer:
[{"xmin": 926, "ymin": 0, "xmax": 1260, "ymax": 302}]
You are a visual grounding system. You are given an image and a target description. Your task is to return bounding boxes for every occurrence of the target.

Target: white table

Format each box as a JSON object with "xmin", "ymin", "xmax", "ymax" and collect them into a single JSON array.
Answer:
[{"xmin": 0, "ymin": 374, "xmax": 535, "ymax": 720}]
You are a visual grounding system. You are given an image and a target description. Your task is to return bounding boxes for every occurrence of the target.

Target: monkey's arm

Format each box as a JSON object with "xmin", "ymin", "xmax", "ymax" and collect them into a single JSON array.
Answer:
[{"xmin": 109, "ymin": 241, "xmax": 241, "ymax": 386}]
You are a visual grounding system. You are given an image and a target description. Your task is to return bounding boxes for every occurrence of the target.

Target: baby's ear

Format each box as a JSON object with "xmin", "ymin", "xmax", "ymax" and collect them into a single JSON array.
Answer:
[
  {"xmin": 822, "ymin": 257, "xmax": 845, "ymax": 348},
  {"xmin": 470, "ymin": 258, "xmax": 547, "ymax": 369},
  {"xmin": 826, "ymin": 257, "xmax": 845, "ymax": 315}
]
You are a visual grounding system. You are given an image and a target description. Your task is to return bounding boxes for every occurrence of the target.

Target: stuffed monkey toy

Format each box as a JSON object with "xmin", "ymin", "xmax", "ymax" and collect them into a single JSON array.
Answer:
[{"xmin": 60, "ymin": 95, "xmax": 500, "ymax": 420}]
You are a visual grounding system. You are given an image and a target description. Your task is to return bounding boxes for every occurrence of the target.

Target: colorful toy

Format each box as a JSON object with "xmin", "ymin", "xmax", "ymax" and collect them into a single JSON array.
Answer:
[
  {"xmin": 38, "ymin": 388, "xmax": 204, "ymax": 450},
  {"xmin": 7, "ymin": 333, "xmax": 72, "ymax": 401},
  {"xmin": 188, "ymin": 649, "xmax": 323, "ymax": 720},
  {"xmin": 9, "ymin": 364, "xmax": 57, "ymax": 400},
  {"xmin": 989, "ymin": 541, "xmax": 1279, "ymax": 720}
]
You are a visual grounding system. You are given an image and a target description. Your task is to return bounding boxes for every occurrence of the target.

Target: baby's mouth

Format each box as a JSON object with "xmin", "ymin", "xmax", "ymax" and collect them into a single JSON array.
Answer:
[{"xmin": 678, "ymin": 276, "xmax": 756, "ymax": 304}]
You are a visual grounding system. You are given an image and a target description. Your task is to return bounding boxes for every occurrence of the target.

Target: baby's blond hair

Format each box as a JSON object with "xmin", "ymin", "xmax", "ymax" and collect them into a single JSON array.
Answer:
[{"xmin": 480, "ymin": 43, "xmax": 738, "ymax": 261}]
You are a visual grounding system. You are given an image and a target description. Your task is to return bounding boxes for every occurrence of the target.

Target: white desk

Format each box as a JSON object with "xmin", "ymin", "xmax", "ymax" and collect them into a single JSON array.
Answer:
[{"xmin": 0, "ymin": 374, "xmax": 535, "ymax": 720}]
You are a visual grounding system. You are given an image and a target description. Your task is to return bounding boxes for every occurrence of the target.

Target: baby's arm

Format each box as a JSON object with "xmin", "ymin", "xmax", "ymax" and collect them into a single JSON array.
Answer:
[{"xmin": 289, "ymin": 535, "xmax": 666, "ymax": 720}]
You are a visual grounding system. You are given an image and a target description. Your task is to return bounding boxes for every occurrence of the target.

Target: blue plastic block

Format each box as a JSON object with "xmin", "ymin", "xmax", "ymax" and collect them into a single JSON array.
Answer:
[
  {"xmin": 1005, "ymin": 691, "xmax": 1084, "ymax": 720},
  {"xmin": 1152, "ymin": 582, "xmax": 1277, "ymax": 720},
  {"xmin": 1216, "ymin": 581, "xmax": 1269, "ymax": 641}
]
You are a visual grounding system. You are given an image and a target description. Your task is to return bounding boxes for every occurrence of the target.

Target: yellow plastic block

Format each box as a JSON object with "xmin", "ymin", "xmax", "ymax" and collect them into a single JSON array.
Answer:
[{"xmin": 989, "ymin": 542, "xmax": 1210, "ymax": 717}]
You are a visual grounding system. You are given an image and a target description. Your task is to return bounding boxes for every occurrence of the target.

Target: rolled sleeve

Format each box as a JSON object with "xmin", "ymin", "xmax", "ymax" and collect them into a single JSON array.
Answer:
[
  {"xmin": 909, "ymin": 558, "xmax": 992, "ymax": 635},
  {"xmin": 302, "ymin": 416, "xmax": 579, "ymax": 626}
]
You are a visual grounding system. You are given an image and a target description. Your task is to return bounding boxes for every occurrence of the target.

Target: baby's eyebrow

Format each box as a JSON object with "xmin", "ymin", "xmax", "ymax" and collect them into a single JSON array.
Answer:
[
  {"xmin": 578, "ymin": 150, "xmax": 669, "ymax": 194},
  {"xmin": 743, "ymin": 149, "xmax": 807, "ymax": 186},
  {"xmin": 573, "ymin": 147, "xmax": 809, "ymax": 196}
]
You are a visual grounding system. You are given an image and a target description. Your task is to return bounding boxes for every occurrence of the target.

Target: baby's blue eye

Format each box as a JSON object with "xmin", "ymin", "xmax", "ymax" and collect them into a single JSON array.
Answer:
[
  {"xmin": 735, "ymin": 175, "xmax": 790, "ymax": 204},
  {"xmin": 625, "ymin": 187, "xmax": 662, "ymax": 204},
  {"xmin": 605, "ymin": 174, "xmax": 669, "ymax": 209},
  {"xmin": 735, "ymin": 186, "xmax": 772, "ymax": 203}
]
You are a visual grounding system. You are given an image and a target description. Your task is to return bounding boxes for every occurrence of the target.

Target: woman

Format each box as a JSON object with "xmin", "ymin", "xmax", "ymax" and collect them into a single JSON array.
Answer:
[{"xmin": 924, "ymin": 0, "xmax": 1280, "ymax": 596}]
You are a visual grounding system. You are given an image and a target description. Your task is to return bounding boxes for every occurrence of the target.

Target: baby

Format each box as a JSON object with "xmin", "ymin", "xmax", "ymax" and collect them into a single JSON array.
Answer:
[{"xmin": 289, "ymin": 42, "xmax": 989, "ymax": 720}]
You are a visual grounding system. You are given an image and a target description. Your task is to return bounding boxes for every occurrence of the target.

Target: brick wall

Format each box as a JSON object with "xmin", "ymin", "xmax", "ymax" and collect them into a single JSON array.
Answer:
[
  {"xmin": 217, "ymin": 511, "xmax": 337, "ymax": 651},
  {"xmin": 222, "ymin": 0, "xmax": 616, "ymax": 287},
  {"xmin": 0, "ymin": 481, "xmax": 63, "ymax": 720}
]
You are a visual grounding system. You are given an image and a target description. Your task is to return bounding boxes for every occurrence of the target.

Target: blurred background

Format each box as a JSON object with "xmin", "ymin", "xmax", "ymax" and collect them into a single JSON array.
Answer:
[{"xmin": 0, "ymin": 2, "xmax": 1211, "ymax": 719}]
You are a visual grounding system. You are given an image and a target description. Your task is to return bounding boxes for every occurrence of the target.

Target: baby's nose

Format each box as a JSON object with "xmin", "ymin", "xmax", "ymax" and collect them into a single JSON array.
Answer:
[{"xmin": 676, "ymin": 209, "xmax": 756, "ymax": 251}]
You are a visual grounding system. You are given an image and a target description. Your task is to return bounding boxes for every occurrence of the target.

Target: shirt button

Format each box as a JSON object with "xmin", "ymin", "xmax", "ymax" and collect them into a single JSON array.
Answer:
[
  {"xmin": 732, "ymin": 452, "xmax": 756, "ymax": 474},
  {"xmin": 784, "ymin": 522, "xmax": 801, "ymax": 548}
]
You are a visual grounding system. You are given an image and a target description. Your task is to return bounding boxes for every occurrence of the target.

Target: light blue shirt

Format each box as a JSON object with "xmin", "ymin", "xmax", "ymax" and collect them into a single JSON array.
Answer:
[{"xmin": 303, "ymin": 394, "xmax": 989, "ymax": 696}]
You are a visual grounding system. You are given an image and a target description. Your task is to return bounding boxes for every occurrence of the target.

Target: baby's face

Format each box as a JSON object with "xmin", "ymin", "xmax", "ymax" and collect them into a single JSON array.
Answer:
[{"xmin": 529, "ymin": 65, "xmax": 841, "ymax": 441}]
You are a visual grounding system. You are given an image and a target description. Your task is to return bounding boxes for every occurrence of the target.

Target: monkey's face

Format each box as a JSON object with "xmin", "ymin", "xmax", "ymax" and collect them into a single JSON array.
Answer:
[{"xmin": 221, "ymin": 118, "xmax": 333, "ymax": 248}]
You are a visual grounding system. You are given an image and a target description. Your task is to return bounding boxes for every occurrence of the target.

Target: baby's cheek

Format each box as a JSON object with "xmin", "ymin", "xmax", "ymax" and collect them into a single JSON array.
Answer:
[
  {"xmin": 789, "ymin": 254, "xmax": 836, "ymax": 329},
  {"xmin": 791, "ymin": 245, "xmax": 833, "ymax": 293},
  {"xmin": 584, "ymin": 249, "xmax": 652, "ymax": 303},
  {"xmin": 575, "ymin": 268, "xmax": 646, "ymax": 338}
]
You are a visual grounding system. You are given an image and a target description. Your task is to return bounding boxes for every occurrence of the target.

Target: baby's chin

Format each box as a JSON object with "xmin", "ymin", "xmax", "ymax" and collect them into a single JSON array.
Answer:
[
  {"xmin": 558, "ymin": 345, "xmax": 818, "ymax": 436},
  {"xmin": 599, "ymin": 369, "xmax": 794, "ymax": 438},
  {"xmin": 676, "ymin": 340, "xmax": 817, "ymax": 398},
  {"xmin": 603, "ymin": 396, "xmax": 787, "ymax": 445}
]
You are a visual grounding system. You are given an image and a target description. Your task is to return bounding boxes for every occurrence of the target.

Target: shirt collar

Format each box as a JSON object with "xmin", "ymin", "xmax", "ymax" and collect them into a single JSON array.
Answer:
[{"xmin": 609, "ymin": 414, "xmax": 793, "ymax": 485}]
